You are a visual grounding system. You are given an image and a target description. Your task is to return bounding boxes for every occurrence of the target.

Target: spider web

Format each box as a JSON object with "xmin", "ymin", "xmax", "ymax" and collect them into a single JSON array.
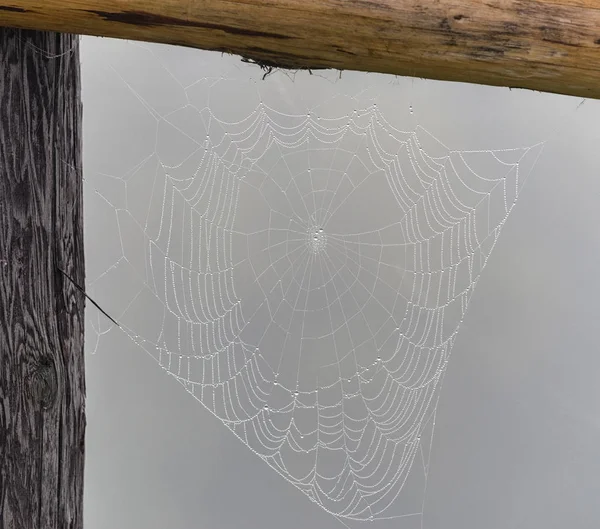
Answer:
[{"xmin": 84, "ymin": 41, "xmax": 544, "ymax": 526}]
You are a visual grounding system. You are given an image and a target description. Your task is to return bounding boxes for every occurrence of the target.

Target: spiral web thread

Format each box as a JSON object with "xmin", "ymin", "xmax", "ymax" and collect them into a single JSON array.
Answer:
[{"xmin": 85, "ymin": 43, "xmax": 544, "ymax": 526}]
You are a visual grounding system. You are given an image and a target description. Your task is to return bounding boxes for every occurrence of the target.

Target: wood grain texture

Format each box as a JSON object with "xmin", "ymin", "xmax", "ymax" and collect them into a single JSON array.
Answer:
[
  {"xmin": 0, "ymin": 29, "xmax": 85, "ymax": 529},
  {"xmin": 2, "ymin": 0, "xmax": 600, "ymax": 98}
]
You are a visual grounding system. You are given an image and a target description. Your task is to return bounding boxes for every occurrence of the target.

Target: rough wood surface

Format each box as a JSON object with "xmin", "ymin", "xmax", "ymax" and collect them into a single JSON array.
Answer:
[
  {"xmin": 2, "ymin": 0, "xmax": 600, "ymax": 98},
  {"xmin": 0, "ymin": 29, "xmax": 85, "ymax": 529}
]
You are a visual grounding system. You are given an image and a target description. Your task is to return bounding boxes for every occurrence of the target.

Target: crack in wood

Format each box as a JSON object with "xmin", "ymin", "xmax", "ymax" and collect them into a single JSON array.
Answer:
[
  {"xmin": 0, "ymin": 5, "xmax": 27, "ymax": 12},
  {"xmin": 87, "ymin": 9, "xmax": 293, "ymax": 40}
]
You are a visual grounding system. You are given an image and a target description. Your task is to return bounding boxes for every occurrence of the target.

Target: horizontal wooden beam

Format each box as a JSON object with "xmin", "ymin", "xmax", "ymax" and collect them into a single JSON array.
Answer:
[{"xmin": 2, "ymin": 1, "xmax": 600, "ymax": 98}]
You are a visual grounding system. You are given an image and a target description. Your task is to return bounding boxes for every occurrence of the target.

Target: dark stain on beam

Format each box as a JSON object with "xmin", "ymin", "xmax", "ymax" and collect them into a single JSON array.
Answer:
[
  {"xmin": 439, "ymin": 17, "xmax": 451, "ymax": 31},
  {"xmin": 334, "ymin": 47, "xmax": 357, "ymax": 56},
  {"xmin": 539, "ymin": 25, "xmax": 578, "ymax": 47},
  {"xmin": 541, "ymin": 37, "xmax": 579, "ymax": 48},
  {"xmin": 436, "ymin": 18, "xmax": 527, "ymax": 53},
  {"xmin": 503, "ymin": 22, "xmax": 520, "ymax": 34},
  {"xmin": 0, "ymin": 5, "xmax": 28, "ymax": 12},
  {"xmin": 346, "ymin": 0, "xmax": 393, "ymax": 11},
  {"xmin": 87, "ymin": 9, "xmax": 293, "ymax": 40},
  {"xmin": 470, "ymin": 46, "xmax": 506, "ymax": 59}
]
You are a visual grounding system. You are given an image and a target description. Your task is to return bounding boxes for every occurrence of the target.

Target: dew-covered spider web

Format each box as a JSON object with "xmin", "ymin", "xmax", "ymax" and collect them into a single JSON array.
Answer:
[{"xmin": 84, "ymin": 41, "xmax": 544, "ymax": 527}]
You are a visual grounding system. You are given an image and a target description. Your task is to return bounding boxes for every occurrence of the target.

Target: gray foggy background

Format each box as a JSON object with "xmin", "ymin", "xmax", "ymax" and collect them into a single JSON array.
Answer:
[{"xmin": 81, "ymin": 36, "xmax": 600, "ymax": 529}]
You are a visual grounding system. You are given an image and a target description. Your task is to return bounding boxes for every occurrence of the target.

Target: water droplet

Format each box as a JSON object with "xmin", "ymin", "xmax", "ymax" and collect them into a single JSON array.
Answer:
[{"xmin": 294, "ymin": 390, "xmax": 299, "ymax": 396}]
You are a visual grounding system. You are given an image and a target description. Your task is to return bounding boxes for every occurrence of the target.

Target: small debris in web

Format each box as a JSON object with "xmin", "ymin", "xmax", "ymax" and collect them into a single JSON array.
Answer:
[
  {"xmin": 57, "ymin": 267, "xmax": 120, "ymax": 328},
  {"xmin": 241, "ymin": 56, "xmax": 323, "ymax": 80}
]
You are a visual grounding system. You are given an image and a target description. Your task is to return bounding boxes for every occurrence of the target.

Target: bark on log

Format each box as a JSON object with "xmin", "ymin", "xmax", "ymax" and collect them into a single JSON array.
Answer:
[
  {"xmin": 2, "ymin": 0, "xmax": 600, "ymax": 99},
  {"xmin": 0, "ymin": 29, "xmax": 85, "ymax": 529}
]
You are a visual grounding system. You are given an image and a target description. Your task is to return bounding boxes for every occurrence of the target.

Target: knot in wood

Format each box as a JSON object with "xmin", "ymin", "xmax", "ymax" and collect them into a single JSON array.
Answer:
[{"xmin": 29, "ymin": 356, "xmax": 58, "ymax": 409}]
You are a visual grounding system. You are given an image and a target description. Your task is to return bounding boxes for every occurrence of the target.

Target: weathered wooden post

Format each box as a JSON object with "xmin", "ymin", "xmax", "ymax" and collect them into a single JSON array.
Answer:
[{"xmin": 0, "ymin": 29, "xmax": 85, "ymax": 528}]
